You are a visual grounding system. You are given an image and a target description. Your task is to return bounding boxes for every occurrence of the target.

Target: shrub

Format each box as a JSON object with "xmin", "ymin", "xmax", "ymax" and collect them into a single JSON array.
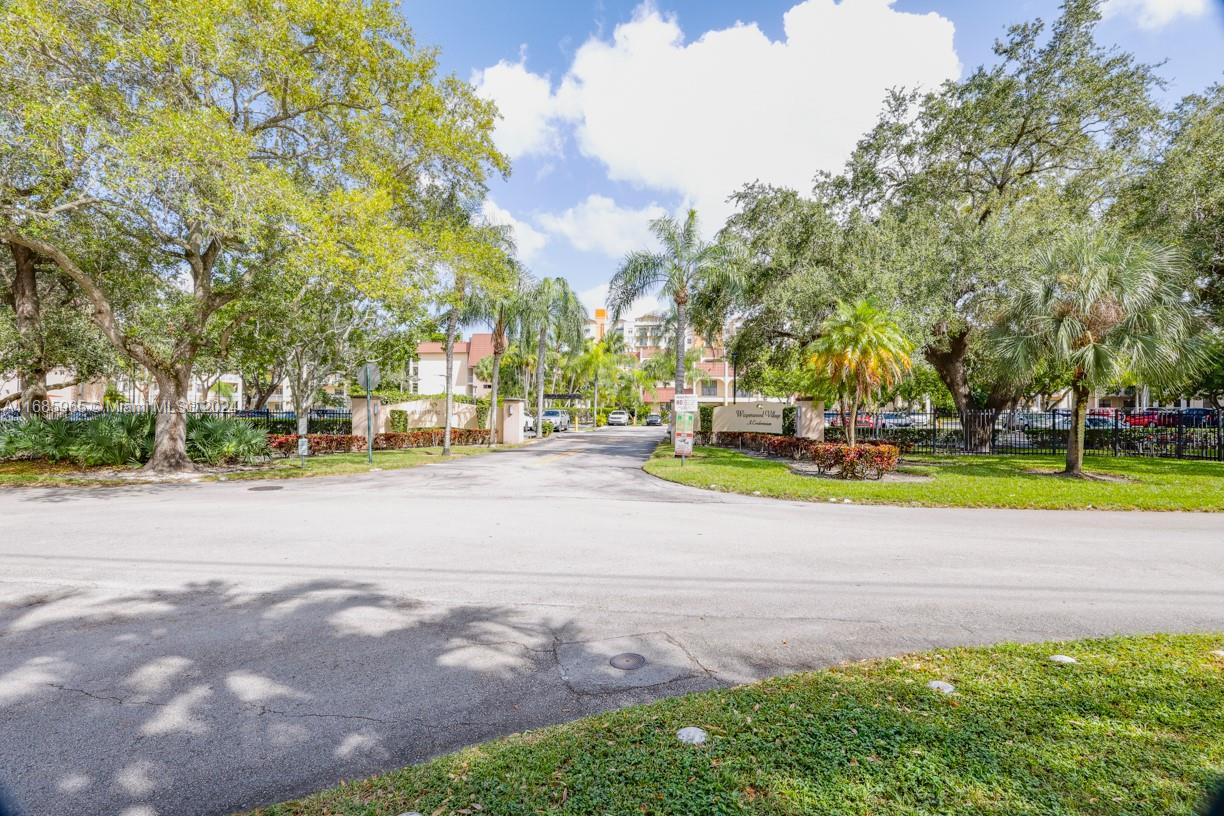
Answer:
[
  {"xmin": 186, "ymin": 415, "xmax": 269, "ymax": 465},
  {"xmin": 703, "ymin": 431, "xmax": 899, "ymax": 480},
  {"xmin": 0, "ymin": 417, "xmax": 79, "ymax": 462},
  {"xmin": 70, "ymin": 412, "xmax": 154, "ymax": 466},
  {"xmin": 541, "ymin": 420, "xmax": 554, "ymax": 437},
  {"xmin": 268, "ymin": 428, "xmax": 491, "ymax": 456}
]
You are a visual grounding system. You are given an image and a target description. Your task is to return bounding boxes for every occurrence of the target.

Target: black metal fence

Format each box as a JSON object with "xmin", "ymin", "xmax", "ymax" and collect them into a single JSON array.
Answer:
[
  {"xmin": 824, "ymin": 407, "xmax": 1224, "ymax": 461},
  {"xmin": 0, "ymin": 406, "xmax": 353, "ymax": 435}
]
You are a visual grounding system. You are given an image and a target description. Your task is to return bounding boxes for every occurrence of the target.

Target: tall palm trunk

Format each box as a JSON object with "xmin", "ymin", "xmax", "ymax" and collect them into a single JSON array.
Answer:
[
  {"xmin": 1065, "ymin": 373, "xmax": 1089, "ymax": 476},
  {"xmin": 488, "ymin": 351, "xmax": 501, "ymax": 446},
  {"xmin": 443, "ymin": 307, "xmax": 458, "ymax": 455},
  {"xmin": 671, "ymin": 295, "xmax": 688, "ymax": 439},
  {"xmin": 593, "ymin": 377, "xmax": 599, "ymax": 427},
  {"xmin": 536, "ymin": 325, "xmax": 547, "ymax": 437}
]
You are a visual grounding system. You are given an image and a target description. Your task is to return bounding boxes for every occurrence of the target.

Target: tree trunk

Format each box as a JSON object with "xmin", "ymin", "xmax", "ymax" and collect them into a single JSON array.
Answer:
[
  {"xmin": 146, "ymin": 369, "xmax": 194, "ymax": 472},
  {"xmin": 292, "ymin": 384, "xmax": 310, "ymax": 453},
  {"xmin": 924, "ymin": 330, "xmax": 1004, "ymax": 452},
  {"xmin": 593, "ymin": 377, "xmax": 599, "ymax": 428},
  {"xmin": 536, "ymin": 325, "xmax": 546, "ymax": 437},
  {"xmin": 443, "ymin": 308, "xmax": 458, "ymax": 455},
  {"xmin": 1064, "ymin": 374, "xmax": 1089, "ymax": 476},
  {"xmin": 488, "ymin": 351, "xmax": 501, "ymax": 446},
  {"xmin": 9, "ymin": 242, "xmax": 49, "ymax": 418},
  {"xmin": 847, "ymin": 395, "xmax": 860, "ymax": 447}
]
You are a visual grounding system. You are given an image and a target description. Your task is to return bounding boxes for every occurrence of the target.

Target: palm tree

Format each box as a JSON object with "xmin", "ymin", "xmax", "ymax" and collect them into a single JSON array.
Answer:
[
  {"xmin": 578, "ymin": 332, "xmax": 627, "ymax": 424},
  {"xmin": 808, "ymin": 299, "xmax": 913, "ymax": 446},
  {"xmin": 465, "ymin": 267, "xmax": 530, "ymax": 445},
  {"xmin": 607, "ymin": 209, "xmax": 733, "ymax": 424},
  {"xmin": 523, "ymin": 277, "xmax": 586, "ymax": 436},
  {"xmin": 994, "ymin": 230, "xmax": 1198, "ymax": 476}
]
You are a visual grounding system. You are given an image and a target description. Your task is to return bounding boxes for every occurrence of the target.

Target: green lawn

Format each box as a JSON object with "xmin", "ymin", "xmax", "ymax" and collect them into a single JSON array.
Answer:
[
  {"xmin": 249, "ymin": 634, "xmax": 1224, "ymax": 816},
  {"xmin": 0, "ymin": 445, "xmax": 502, "ymax": 487},
  {"xmin": 0, "ymin": 459, "xmax": 137, "ymax": 487},
  {"xmin": 213, "ymin": 445, "xmax": 501, "ymax": 481},
  {"xmin": 643, "ymin": 444, "xmax": 1224, "ymax": 511}
]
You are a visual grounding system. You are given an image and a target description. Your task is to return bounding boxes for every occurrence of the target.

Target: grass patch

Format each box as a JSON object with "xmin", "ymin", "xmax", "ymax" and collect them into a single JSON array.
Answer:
[
  {"xmin": 0, "ymin": 459, "xmax": 136, "ymax": 487},
  {"xmin": 644, "ymin": 444, "xmax": 1224, "ymax": 511},
  {"xmin": 212, "ymin": 445, "xmax": 503, "ymax": 481},
  {"xmin": 0, "ymin": 445, "xmax": 504, "ymax": 486},
  {"xmin": 248, "ymin": 634, "xmax": 1224, "ymax": 816}
]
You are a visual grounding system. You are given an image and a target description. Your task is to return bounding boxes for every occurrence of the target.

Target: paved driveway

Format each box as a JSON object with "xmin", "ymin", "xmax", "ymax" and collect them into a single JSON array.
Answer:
[{"xmin": 1, "ymin": 427, "xmax": 1222, "ymax": 815}]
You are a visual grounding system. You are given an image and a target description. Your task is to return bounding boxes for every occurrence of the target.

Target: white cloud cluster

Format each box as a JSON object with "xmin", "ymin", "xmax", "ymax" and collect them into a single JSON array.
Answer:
[
  {"xmin": 481, "ymin": 199, "xmax": 548, "ymax": 262},
  {"xmin": 536, "ymin": 194, "xmax": 667, "ymax": 257},
  {"xmin": 1102, "ymin": 0, "xmax": 1209, "ymax": 29},
  {"xmin": 475, "ymin": 0, "xmax": 961, "ymax": 241},
  {"xmin": 471, "ymin": 59, "xmax": 564, "ymax": 159}
]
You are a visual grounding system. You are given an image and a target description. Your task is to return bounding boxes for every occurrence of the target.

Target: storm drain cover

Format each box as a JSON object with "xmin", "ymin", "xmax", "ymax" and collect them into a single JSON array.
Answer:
[
  {"xmin": 557, "ymin": 634, "xmax": 701, "ymax": 693},
  {"xmin": 609, "ymin": 652, "xmax": 646, "ymax": 671},
  {"xmin": 247, "ymin": 485, "xmax": 283, "ymax": 492}
]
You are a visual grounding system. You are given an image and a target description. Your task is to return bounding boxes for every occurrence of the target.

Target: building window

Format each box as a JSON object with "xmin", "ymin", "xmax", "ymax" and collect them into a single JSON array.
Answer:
[{"xmin": 701, "ymin": 381, "xmax": 717, "ymax": 397}]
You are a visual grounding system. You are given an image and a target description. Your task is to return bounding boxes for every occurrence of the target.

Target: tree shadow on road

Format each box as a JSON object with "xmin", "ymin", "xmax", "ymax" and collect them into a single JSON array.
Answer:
[{"xmin": 0, "ymin": 579, "xmax": 717, "ymax": 816}]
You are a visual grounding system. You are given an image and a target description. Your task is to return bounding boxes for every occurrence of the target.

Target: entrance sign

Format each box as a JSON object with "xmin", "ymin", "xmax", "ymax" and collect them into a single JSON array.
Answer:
[
  {"xmin": 673, "ymin": 395, "xmax": 697, "ymax": 462},
  {"xmin": 712, "ymin": 404, "xmax": 784, "ymax": 434}
]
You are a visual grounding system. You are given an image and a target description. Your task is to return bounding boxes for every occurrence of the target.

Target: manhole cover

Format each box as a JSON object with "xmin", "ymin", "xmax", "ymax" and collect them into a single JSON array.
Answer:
[
  {"xmin": 609, "ymin": 652, "xmax": 646, "ymax": 671},
  {"xmin": 247, "ymin": 485, "xmax": 283, "ymax": 492}
]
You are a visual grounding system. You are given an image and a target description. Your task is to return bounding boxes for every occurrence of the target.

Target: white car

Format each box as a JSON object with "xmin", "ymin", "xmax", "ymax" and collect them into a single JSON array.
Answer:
[
  {"xmin": 606, "ymin": 409, "xmax": 630, "ymax": 426},
  {"xmin": 541, "ymin": 409, "xmax": 571, "ymax": 431},
  {"xmin": 523, "ymin": 413, "xmax": 534, "ymax": 432}
]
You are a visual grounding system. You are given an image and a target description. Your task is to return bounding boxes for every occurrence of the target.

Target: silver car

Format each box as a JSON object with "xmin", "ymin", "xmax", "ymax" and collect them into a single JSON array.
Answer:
[
  {"xmin": 606, "ymin": 410, "xmax": 630, "ymax": 426},
  {"xmin": 541, "ymin": 409, "xmax": 571, "ymax": 431}
]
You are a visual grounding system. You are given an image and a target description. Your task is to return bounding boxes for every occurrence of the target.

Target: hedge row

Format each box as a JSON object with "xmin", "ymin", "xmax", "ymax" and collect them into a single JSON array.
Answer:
[
  {"xmin": 269, "ymin": 428, "xmax": 491, "ymax": 456},
  {"xmin": 697, "ymin": 431, "xmax": 900, "ymax": 480}
]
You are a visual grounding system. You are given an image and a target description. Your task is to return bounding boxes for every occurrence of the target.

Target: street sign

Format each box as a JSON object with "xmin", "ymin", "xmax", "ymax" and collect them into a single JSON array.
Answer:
[
  {"xmin": 297, "ymin": 436, "xmax": 309, "ymax": 457},
  {"xmin": 673, "ymin": 393, "xmax": 698, "ymax": 414},
  {"xmin": 673, "ymin": 395, "xmax": 697, "ymax": 462},
  {"xmin": 356, "ymin": 362, "xmax": 380, "ymax": 391}
]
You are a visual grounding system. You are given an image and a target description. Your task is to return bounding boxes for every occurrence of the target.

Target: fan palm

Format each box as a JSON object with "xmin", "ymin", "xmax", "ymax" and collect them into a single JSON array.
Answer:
[
  {"xmin": 994, "ymin": 229, "xmax": 1198, "ymax": 476},
  {"xmin": 607, "ymin": 209, "xmax": 735, "ymax": 419},
  {"xmin": 522, "ymin": 277, "xmax": 586, "ymax": 436},
  {"xmin": 808, "ymin": 300, "xmax": 913, "ymax": 446}
]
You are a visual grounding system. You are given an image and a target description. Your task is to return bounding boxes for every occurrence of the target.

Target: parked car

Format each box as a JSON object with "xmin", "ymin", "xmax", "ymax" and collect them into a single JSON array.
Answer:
[
  {"xmin": 541, "ymin": 409, "xmax": 570, "ymax": 431},
  {"xmin": 644, "ymin": 412, "xmax": 662, "ymax": 426},
  {"xmin": 606, "ymin": 409, "xmax": 630, "ymax": 426},
  {"xmin": 877, "ymin": 412, "xmax": 913, "ymax": 428},
  {"xmin": 523, "ymin": 413, "xmax": 534, "ymax": 432},
  {"xmin": 825, "ymin": 411, "xmax": 875, "ymax": 428}
]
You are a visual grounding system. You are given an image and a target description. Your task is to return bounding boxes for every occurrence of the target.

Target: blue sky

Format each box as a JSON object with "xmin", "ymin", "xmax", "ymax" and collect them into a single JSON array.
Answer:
[{"xmin": 403, "ymin": 0, "xmax": 1224, "ymax": 314}]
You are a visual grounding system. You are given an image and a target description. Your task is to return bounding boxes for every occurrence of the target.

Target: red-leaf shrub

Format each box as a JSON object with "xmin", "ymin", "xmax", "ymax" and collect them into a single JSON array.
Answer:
[
  {"xmin": 704, "ymin": 432, "xmax": 899, "ymax": 480},
  {"xmin": 270, "ymin": 428, "xmax": 491, "ymax": 456}
]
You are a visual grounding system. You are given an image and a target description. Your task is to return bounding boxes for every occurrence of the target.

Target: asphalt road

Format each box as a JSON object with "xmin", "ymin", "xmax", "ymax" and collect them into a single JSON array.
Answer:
[{"xmin": 1, "ymin": 427, "xmax": 1222, "ymax": 816}]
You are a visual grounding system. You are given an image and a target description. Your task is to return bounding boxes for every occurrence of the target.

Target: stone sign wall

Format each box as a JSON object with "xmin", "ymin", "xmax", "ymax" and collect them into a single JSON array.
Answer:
[{"xmin": 711, "ymin": 404, "xmax": 784, "ymax": 434}]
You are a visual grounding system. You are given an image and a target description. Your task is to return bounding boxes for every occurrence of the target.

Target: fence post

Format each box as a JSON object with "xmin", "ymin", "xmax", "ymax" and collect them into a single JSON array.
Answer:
[
  {"xmin": 1112, "ymin": 410, "xmax": 1119, "ymax": 457},
  {"xmin": 1176, "ymin": 415, "xmax": 1185, "ymax": 460},
  {"xmin": 1217, "ymin": 411, "xmax": 1223, "ymax": 462},
  {"xmin": 1049, "ymin": 408, "xmax": 1057, "ymax": 456},
  {"xmin": 930, "ymin": 410, "xmax": 937, "ymax": 455}
]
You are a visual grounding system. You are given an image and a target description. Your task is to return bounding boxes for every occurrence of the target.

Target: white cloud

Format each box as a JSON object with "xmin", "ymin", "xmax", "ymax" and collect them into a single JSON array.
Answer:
[
  {"xmin": 477, "ymin": 1, "xmax": 960, "ymax": 227},
  {"xmin": 536, "ymin": 194, "xmax": 667, "ymax": 257},
  {"xmin": 1102, "ymin": 0, "xmax": 1209, "ymax": 29},
  {"xmin": 481, "ymin": 199, "xmax": 548, "ymax": 262},
  {"xmin": 471, "ymin": 57, "xmax": 564, "ymax": 159}
]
